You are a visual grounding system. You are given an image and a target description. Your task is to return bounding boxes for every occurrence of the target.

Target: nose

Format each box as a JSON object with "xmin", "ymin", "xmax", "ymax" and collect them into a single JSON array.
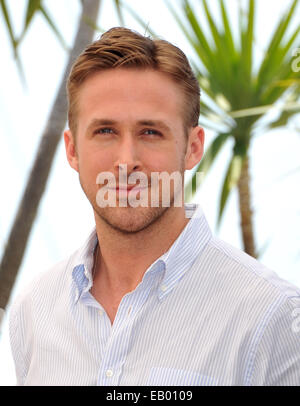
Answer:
[{"xmin": 113, "ymin": 135, "xmax": 142, "ymax": 175}]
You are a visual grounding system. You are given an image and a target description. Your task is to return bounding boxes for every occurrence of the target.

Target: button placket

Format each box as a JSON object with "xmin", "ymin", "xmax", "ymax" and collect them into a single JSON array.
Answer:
[{"xmin": 97, "ymin": 271, "xmax": 160, "ymax": 385}]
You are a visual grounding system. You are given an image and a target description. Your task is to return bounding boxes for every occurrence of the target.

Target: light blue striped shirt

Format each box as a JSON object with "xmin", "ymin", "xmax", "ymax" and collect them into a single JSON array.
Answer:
[{"xmin": 9, "ymin": 204, "xmax": 300, "ymax": 385}]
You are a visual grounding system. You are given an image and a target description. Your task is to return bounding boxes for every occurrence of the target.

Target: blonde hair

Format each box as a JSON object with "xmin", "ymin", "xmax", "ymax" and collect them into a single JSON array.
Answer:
[{"xmin": 67, "ymin": 27, "xmax": 200, "ymax": 135}]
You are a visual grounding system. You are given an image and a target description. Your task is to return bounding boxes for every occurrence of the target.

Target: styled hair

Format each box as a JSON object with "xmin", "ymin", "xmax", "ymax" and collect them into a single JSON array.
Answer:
[{"xmin": 67, "ymin": 27, "xmax": 200, "ymax": 135}]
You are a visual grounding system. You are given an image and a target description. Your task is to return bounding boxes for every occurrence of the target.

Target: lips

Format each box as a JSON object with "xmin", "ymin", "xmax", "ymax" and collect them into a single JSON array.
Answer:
[
  {"xmin": 116, "ymin": 185, "xmax": 138, "ymax": 191},
  {"xmin": 110, "ymin": 184, "xmax": 149, "ymax": 191}
]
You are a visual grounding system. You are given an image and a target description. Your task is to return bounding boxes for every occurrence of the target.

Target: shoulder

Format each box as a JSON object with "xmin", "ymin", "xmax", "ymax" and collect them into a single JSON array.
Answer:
[
  {"xmin": 200, "ymin": 236, "xmax": 300, "ymax": 384},
  {"xmin": 9, "ymin": 226, "xmax": 97, "ymax": 315},
  {"xmin": 8, "ymin": 246, "xmax": 84, "ymax": 385},
  {"xmin": 206, "ymin": 236, "xmax": 300, "ymax": 300},
  {"xmin": 9, "ymin": 249, "xmax": 79, "ymax": 321}
]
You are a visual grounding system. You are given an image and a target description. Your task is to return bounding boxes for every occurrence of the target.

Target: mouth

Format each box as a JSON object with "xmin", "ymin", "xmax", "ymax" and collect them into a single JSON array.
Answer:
[
  {"xmin": 120, "ymin": 186, "xmax": 147, "ymax": 191},
  {"xmin": 104, "ymin": 185, "xmax": 148, "ymax": 198},
  {"xmin": 109, "ymin": 184, "xmax": 148, "ymax": 191}
]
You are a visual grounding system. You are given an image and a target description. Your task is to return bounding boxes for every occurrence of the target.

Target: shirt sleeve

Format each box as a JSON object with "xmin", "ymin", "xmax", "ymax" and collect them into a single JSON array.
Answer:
[
  {"xmin": 9, "ymin": 300, "xmax": 27, "ymax": 386},
  {"xmin": 248, "ymin": 295, "xmax": 300, "ymax": 385}
]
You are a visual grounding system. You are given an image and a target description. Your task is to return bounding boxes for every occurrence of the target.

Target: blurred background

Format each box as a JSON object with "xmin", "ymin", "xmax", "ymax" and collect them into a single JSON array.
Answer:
[{"xmin": 0, "ymin": 0, "xmax": 299, "ymax": 385}]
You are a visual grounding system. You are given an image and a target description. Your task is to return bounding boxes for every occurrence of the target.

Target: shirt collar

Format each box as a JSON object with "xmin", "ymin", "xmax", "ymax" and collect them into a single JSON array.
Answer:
[
  {"xmin": 71, "ymin": 203, "xmax": 212, "ymax": 303},
  {"xmin": 72, "ymin": 229, "xmax": 98, "ymax": 303},
  {"xmin": 157, "ymin": 203, "xmax": 212, "ymax": 299}
]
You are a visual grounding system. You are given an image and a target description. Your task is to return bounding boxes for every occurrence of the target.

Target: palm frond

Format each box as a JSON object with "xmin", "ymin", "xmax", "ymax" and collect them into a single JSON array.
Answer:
[
  {"xmin": 17, "ymin": 0, "xmax": 68, "ymax": 51},
  {"xmin": 39, "ymin": 5, "xmax": 68, "ymax": 50},
  {"xmin": 185, "ymin": 132, "xmax": 231, "ymax": 201},
  {"xmin": 256, "ymin": 0, "xmax": 299, "ymax": 92},
  {"xmin": 240, "ymin": 0, "xmax": 255, "ymax": 81},
  {"xmin": 220, "ymin": 0, "xmax": 236, "ymax": 60},
  {"xmin": 0, "ymin": 0, "xmax": 18, "ymax": 52},
  {"xmin": 217, "ymin": 153, "xmax": 244, "ymax": 228},
  {"xmin": 122, "ymin": 1, "xmax": 157, "ymax": 37},
  {"xmin": 201, "ymin": 0, "xmax": 232, "ymax": 82},
  {"xmin": 113, "ymin": 0, "xmax": 125, "ymax": 26},
  {"xmin": 0, "ymin": 0, "xmax": 25, "ymax": 80}
]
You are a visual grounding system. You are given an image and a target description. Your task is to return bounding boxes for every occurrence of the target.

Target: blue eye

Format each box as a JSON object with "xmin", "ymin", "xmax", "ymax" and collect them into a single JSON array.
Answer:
[
  {"xmin": 96, "ymin": 128, "xmax": 113, "ymax": 134},
  {"xmin": 144, "ymin": 129, "xmax": 162, "ymax": 137}
]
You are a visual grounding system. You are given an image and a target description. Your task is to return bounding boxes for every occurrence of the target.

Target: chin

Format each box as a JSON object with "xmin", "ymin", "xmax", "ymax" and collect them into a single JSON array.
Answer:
[{"xmin": 94, "ymin": 205, "xmax": 169, "ymax": 234}]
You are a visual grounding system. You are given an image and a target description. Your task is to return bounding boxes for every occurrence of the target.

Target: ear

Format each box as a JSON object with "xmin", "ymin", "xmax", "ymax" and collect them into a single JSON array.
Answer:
[
  {"xmin": 184, "ymin": 126, "xmax": 205, "ymax": 170},
  {"xmin": 64, "ymin": 129, "xmax": 79, "ymax": 172}
]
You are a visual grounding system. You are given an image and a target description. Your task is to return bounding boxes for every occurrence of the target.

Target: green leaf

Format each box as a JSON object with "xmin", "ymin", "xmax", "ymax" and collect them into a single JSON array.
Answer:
[
  {"xmin": 184, "ymin": 1, "xmax": 235, "ymax": 98},
  {"xmin": 281, "ymin": 24, "xmax": 300, "ymax": 65},
  {"xmin": 199, "ymin": 132, "xmax": 231, "ymax": 176},
  {"xmin": 240, "ymin": 0, "xmax": 254, "ymax": 80},
  {"xmin": 24, "ymin": 0, "xmax": 41, "ymax": 31},
  {"xmin": 185, "ymin": 132, "xmax": 231, "ymax": 201},
  {"xmin": 122, "ymin": 1, "xmax": 156, "ymax": 37},
  {"xmin": 220, "ymin": 0, "xmax": 236, "ymax": 60},
  {"xmin": 217, "ymin": 153, "xmax": 244, "ymax": 228},
  {"xmin": 268, "ymin": 109, "xmax": 298, "ymax": 129},
  {"xmin": 202, "ymin": 0, "xmax": 231, "ymax": 81},
  {"xmin": 166, "ymin": 0, "xmax": 208, "ymax": 73},
  {"xmin": 39, "ymin": 5, "xmax": 69, "ymax": 51},
  {"xmin": 268, "ymin": 97, "xmax": 300, "ymax": 129},
  {"xmin": 182, "ymin": 0, "xmax": 217, "ymax": 72},
  {"xmin": 0, "ymin": 0, "xmax": 26, "ymax": 81},
  {"xmin": 256, "ymin": 0, "xmax": 299, "ymax": 91},
  {"xmin": 113, "ymin": 0, "xmax": 124, "ymax": 26},
  {"xmin": 17, "ymin": 0, "xmax": 68, "ymax": 51},
  {"xmin": 17, "ymin": 0, "xmax": 41, "ymax": 45},
  {"xmin": 260, "ymin": 61, "xmax": 300, "ymax": 105},
  {"xmin": 0, "ymin": 0, "xmax": 18, "ymax": 53}
]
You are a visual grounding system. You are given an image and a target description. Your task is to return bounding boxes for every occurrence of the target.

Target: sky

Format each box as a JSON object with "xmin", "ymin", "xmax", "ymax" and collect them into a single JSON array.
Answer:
[{"xmin": 0, "ymin": 0, "xmax": 300, "ymax": 385}]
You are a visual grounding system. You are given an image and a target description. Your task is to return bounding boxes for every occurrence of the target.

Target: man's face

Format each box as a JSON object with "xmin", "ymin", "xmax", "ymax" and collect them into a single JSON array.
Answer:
[{"xmin": 64, "ymin": 68, "xmax": 204, "ymax": 233}]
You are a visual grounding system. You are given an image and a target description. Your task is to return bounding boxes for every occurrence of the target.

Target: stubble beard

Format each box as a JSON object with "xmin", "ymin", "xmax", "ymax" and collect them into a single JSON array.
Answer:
[
  {"xmin": 94, "ymin": 203, "xmax": 171, "ymax": 235},
  {"xmin": 79, "ymin": 169, "xmax": 185, "ymax": 235}
]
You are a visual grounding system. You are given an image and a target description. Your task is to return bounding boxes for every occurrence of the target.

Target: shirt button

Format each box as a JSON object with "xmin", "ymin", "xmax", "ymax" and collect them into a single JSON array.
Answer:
[
  {"xmin": 128, "ymin": 306, "xmax": 133, "ymax": 315},
  {"xmin": 99, "ymin": 309, "xmax": 104, "ymax": 316},
  {"xmin": 160, "ymin": 284, "xmax": 167, "ymax": 292},
  {"xmin": 106, "ymin": 369, "xmax": 113, "ymax": 378}
]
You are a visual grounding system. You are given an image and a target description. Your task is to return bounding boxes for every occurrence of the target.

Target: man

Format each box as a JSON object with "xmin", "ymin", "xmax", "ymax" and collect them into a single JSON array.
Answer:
[{"xmin": 9, "ymin": 27, "xmax": 300, "ymax": 386}]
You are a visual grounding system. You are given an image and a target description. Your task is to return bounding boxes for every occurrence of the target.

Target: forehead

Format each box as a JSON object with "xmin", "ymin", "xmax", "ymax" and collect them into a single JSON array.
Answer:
[{"xmin": 76, "ymin": 68, "xmax": 186, "ymax": 128}]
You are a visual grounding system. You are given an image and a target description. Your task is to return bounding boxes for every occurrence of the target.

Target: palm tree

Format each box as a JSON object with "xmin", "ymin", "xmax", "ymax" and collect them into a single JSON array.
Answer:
[{"xmin": 169, "ymin": 0, "xmax": 300, "ymax": 257}]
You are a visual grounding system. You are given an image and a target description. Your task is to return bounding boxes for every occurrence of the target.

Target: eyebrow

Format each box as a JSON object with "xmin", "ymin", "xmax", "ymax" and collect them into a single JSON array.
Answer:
[
  {"xmin": 86, "ymin": 118, "xmax": 172, "ymax": 133},
  {"xmin": 138, "ymin": 120, "xmax": 171, "ymax": 132},
  {"xmin": 86, "ymin": 119, "xmax": 117, "ymax": 133}
]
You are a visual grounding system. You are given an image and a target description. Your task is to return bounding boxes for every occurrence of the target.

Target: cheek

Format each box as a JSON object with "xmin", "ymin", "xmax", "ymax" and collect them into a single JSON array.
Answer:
[
  {"xmin": 78, "ymin": 143, "xmax": 107, "ymax": 168},
  {"xmin": 146, "ymin": 154, "xmax": 184, "ymax": 174},
  {"xmin": 157, "ymin": 142, "xmax": 186, "ymax": 169},
  {"xmin": 78, "ymin": 151, "xmax": 108, "ymax": 185},
  {"xmin": 143, "ymin": 152, "xmax": 167, "ymax": 172}
]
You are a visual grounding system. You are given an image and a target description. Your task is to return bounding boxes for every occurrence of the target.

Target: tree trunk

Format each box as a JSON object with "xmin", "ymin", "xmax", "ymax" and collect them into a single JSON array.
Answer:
[
  {"xmin": 0, "ymin": 0, "xmax": 101, "ymax": 310},
  {"xmin": 237, "ymin": 156, "xmax": 256, "ymax": 258}
]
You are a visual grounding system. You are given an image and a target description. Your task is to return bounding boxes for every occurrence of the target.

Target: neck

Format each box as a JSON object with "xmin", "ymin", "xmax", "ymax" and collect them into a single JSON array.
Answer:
[{"xmin": 93, "ymin": 205, "xmax": 189, "ymax": 292}]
